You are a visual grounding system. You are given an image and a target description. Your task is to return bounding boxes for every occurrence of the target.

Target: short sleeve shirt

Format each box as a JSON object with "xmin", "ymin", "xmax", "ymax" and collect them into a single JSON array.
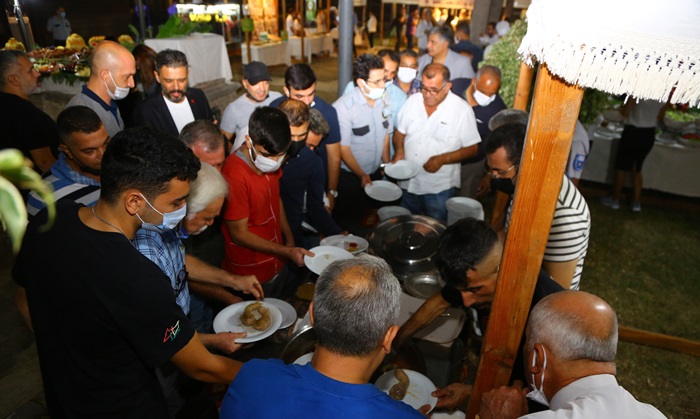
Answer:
[
  {"xmin": 220, "ymin": 91, "xmax": 283, "ymax": 140},
  {"xmin": 566, "ymin": 121, "xmax": 590, "ymax": 180}
]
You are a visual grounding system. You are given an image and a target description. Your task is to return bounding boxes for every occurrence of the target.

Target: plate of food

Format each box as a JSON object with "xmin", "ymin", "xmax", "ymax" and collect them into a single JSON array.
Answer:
[
  {"xmin": 385, "ymin": 160, "xmax": 420, "ymax": 180},
  {"xmin": 265, "ymin": 298, "xmax": 297, "ymax": 329},
  {"xmin": 320, "ymin": 234, "xmax": 369, "ymax": 254},
  {"xmin": 304, "ymin": 246, "xmax": 354, "ymax": 275},
  {"xmin": 213, "ymin": 301, "xmax": 282, "ymax": 343},
  {"xmin": 375, "ymin": 369, "xmax": 438, "ymax": 412},
  {"xmin": 365, "ymin": 180, "xmax": 403, "ymax": 202}
]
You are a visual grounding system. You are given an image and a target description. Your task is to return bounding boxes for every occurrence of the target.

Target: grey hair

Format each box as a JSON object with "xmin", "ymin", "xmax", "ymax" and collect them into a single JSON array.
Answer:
[
  {"xmin": 526, "ymin": 292, "xmax": 618, "ymax": 362},
  {"xmin": 0, "ymin": 50, "xmax": 26, "ymax": 89},
  {"xmin": 186, "ymin": 163, "xmax": 229, "ymax": 215},
  {"xmin": 308, "ymin": 109, "xmax": 329, "ymax": 136},
  {"xmin": 313, "ymin": 255, "xmax": 401, "ymax": 357},
  {"xmin": 179, "ymin": 120, "xmax": 225, "ymax": 153},
  {"xmin": 488, "ymin": 109, "xmax": 529, "ymax": 132},
  {"xmin": 476, "ymin": 65, "xmax": 502, "ymax": 82},
  {"xmin": 429, "ymin": 25, "xmax": 454, "ymax": 44}
]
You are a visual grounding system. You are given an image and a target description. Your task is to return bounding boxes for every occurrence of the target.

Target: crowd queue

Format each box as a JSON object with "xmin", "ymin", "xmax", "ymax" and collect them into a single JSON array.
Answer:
[{"xmin": 1, "ymin": 15, "xmax": 665, "ymax": 418}]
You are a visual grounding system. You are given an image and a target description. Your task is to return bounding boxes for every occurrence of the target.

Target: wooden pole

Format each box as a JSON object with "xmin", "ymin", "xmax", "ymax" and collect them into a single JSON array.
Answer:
[
  {"xmin": 619, "ymin": 326, "xmax": 700, "ymax": 357},
  {"xmin": 466, "ymin": 65, "xmax": 583, "ymax": 419},
  {"xmin": 380, "ymin": 1, "xmax": 384, "ymax": 45},
  {"xmin": 300, "ymin": 0, "xmax": 306, "ymax": 62},
  {"xmin": 490, "ymin": 62, "xmax": 535, "ymax": 229},
  {"xmin": 244, "ymin": 0, "xmax": 252, "ymax": 64}
]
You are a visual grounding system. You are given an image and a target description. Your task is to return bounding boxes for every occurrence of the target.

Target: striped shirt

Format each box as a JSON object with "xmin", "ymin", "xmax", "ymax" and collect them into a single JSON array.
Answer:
[
  {"xmin": 507, "ymin": 176, "xmax": 590, "ymax": 290},
  {"xmin": 27, "ymin": 153, "xmax": 100, "ymax": 218}
]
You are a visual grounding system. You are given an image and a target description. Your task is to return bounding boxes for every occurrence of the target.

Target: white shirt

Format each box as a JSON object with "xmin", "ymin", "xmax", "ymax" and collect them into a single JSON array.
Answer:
[
  {"xmin": 626, "ymin": 99, "xmax": 664, "ymax": 128},
  {"xmin": 164, "ymin": 96, "xmax": 195, "ymax": 134},
  {"xmin": 396, "ymin": 91, "xmax": 480, "ymax": 194},
  {"xmin": 416, "ymin": 19, "xmax": 433, "ymax": 50},
  {"xmin": 524, "ymin": 375, "xmax": 665, "ymax": 419},
  {"xmin": 367, "ymin": 15, "xmax": 377, "ymax": 33}
]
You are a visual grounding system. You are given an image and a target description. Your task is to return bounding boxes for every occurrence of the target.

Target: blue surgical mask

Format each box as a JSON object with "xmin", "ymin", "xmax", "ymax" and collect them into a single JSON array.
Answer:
[
  {"xmin": 60, "ymin": 12, "xmax": 66, "ymax": 18},
  {"xmin": 525, "ymin": 348, "xmax": 549, "ymax": 407},
  {"xmin": 136, "ymin": 194, "xmax": 187, "ymax": 231}
]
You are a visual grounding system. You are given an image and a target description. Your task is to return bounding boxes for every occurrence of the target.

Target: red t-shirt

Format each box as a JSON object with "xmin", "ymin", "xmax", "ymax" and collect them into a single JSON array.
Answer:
[{"xmin": 220, "ymin": 151, "xmax": 284, "ymax": 283}]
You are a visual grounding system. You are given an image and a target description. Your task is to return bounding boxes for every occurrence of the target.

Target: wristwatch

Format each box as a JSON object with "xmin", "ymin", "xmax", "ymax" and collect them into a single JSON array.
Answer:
[{"xmin": 329, "ymin": 189, "xmax": 338, "ymax": 198}]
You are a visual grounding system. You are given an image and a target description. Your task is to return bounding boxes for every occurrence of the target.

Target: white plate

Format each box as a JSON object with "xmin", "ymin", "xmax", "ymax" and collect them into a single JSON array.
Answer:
[
  {"xmin": 377, "ymin": 205, "xmax": 412, "ymax": 221},
  {"xmin": 365, "ymin": 180, "xmax": 403, "ymax": 202},
  {"xmin": 320, "ymin": 234, "xmax": 369, "ymax": 254},
  {"xmin": 293, "ymin": 352, "xmax": 314, "ymax": 365},
  {"xmin": 385, "ymin": 160, "xmax": 420, "ymax": 180},
  {"xmin": 602, "ymin": 109, "xmax": 624, "ymax": 122},
  {"xmin": 304, "ymin": 246, "xmax": 354, "ymax": 275},
  {"xmin": 375, "ymin": 369, "xmax": 438, "ymax": 412},
  {"xmin": 213, "ymin": 301, "xmax": 282, "ymax": 343},
  {"xmin": 265, "ymin": 298, "xmax": 297, "ymax": 329}
]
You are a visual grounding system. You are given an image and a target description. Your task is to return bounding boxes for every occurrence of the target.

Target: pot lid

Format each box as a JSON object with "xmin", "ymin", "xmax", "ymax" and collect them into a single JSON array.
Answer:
[{"xmin": 367, "ymin": 215, "xmax": 446, "ymax": 269}]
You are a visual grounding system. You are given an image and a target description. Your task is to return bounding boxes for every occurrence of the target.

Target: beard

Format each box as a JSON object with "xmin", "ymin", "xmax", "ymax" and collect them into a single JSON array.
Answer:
[
  {"xmin": 72, "ymin": 158, "xmax": 101, "ymax": 176},
  {"xmin": 164, "ymin": 89, "xmax": 186, "ymax": 103}
]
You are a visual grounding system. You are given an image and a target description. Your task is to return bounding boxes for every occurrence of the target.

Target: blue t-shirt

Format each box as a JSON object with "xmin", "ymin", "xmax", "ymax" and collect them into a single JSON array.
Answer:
[{"xmin": 220, "ymin": 359, "xmax": 424, "ymax": 418}]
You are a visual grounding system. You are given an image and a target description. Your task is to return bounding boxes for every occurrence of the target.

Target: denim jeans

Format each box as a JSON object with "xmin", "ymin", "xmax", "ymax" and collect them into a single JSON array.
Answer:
[{"xmin": 400, "ymin": 187, "xmax": 457, "ymax": 223}]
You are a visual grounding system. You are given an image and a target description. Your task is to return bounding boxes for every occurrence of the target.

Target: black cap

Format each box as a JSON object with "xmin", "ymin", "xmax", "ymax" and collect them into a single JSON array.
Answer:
[{"xmin": 244, "ymin": 61, "xmax": 271, "ymax": 85}]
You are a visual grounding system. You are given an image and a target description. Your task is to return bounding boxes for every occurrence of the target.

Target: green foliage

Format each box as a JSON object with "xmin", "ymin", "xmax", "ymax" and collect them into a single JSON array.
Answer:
[
  {"xmin": 156, "ymin": 15, "xmax": 213, "ymax": 39},
  {"xmin": 481, "ymin": 19, "xmax": 529, "ymax": 108},
  {"xmin": 579, "ymin": 89, "xmax": 622, "ymax": 124}
]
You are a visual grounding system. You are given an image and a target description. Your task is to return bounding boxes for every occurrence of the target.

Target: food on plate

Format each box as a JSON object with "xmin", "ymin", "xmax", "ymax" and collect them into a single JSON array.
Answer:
[
  {"xmin": 388, "ymin": 368, "xmax": 410, "ymax": 400},
  {"xmin": 88, "ymin": 36, "xmax": 105, "ymax": 48},
  {"xmin": 682, "ymin": 133, "xmax": 700, "ymax": 142},
  {"xmin": 75, "ymin": 65, "xmax": 91, "ymax": 78},
  {"xmin": 346, "ymin": 242, "xmax": 359, "ymax": 252},
  {"xmin": 240, "ymin": 302, "xmax": 271, "ymax": 331},
  {"xmin": 65, "ymin": 33, "xmax": 87, "ymax": 50},
  {"xmin": 666, "ymin": 109, "xmax": 699, "ymax": 123},
  {"xmin": 4, "ymin": 37, "xmax": 25, "ymax": 51}
]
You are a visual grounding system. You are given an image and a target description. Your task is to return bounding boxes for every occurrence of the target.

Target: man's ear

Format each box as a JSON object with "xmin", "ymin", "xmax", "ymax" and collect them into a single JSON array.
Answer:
[
  {"xmin": 446, "ymin": 81, "xmax": 453, "ymax": 92},
  {"xmin": 124, "ymin": 190, "xmax": 144, "ymax": 216},
  {"xmin": 382, "ymin": 325, "xmax": 399, "ymax": 354},
  {"xmin": 530, "ymin": 343, "xmax": 547, "ymax": 375},
  {"xmin": 153, "ymin": 70, "xmax": 161, "ymax": 84},
  {"xmin": 59, "ymin": 143, "xmax": 72, "ymax": 159},
  {"xmin": 283, "ymin": 86, "xmax": 290, "ymax": 97},
  {"xmin": 6, "ymin": 73, "xmax": 19, "ymax": 86},
  {"xmin": 308, "ymin": 302, "xmax": 315, "ymax": 327}
]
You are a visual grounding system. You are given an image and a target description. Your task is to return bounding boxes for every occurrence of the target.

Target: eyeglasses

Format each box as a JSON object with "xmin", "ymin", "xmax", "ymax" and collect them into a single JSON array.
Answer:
[
  {"xmin": 485, "ymin": 164, "xmax": 517, "ymax": 177},
  {"xmin": 365, "ymin": 78, "xmax": 384, "ymax": 87},
  {"xmin": 420, "ymin": 83, "xmax": 446, "ymax": 95}
]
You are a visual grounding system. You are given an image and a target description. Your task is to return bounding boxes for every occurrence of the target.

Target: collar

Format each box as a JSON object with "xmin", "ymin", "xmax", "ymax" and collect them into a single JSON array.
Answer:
[
  {"xmin": 549, "ymin": 374, "xmax": 618, "ymax": 411},
  {"xmin": 51, "ymin": 152, "xmax": 101, "ymax": 187},
  {"xmin": 246, "ymin": 92, "xmax": 269, "ymax": 103},
  {"xmin": 295, "ymin": 362, "xmax": 386, "ymax": 399},
  {"xmin": 81, "ymin": 85, "xmax": 117, "ymax": 113}
]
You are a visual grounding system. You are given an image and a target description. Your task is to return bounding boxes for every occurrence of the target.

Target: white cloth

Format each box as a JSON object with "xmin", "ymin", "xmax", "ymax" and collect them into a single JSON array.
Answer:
[
  {"xmin": 518, "ymin": 0, "xmax": 700, "ymax": 106},
  {"xmin": 566, "ymin": 121, "xmax": 590, "ymax": 180},
  {"xmin": 286, "ymin": 14, "xmax": 294, "ymax": 35},
  {"xmin": 523, "ymin": 375, "xmax": 665, "ymax": 419},
  {"xmin": 367, "ymin": 15, "xmax": 377, "ymax": 33},
  {"xmin": 396, "ymin": 91, "xmax": 481, "ymax": 194},
  {"xmin": 164, "ymin": 97, "xmax": 195, "ymax": 134},
  {"xmin": 626, "ymin": 99, "xmax": 665, "ymax": 128}
]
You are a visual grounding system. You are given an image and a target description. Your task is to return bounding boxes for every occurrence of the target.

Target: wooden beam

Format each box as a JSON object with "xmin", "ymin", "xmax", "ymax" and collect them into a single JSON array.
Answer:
[
  {"xmin": 619, "ymin": 326, "xmax": 700, "ymax": 357},
  {"xmin": 466, "ymin": 65, "xmax": 583, "ymax": 419}
]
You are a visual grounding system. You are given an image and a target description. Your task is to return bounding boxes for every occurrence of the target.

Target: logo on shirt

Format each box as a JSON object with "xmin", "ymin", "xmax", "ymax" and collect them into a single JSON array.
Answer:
[
  {"xmin": 573, "ymin": 154, "xmax": 586, "ymax": 171},
  {"xmin": 163, "ymin": 321, "xmax": 181, "ymax": 343}
]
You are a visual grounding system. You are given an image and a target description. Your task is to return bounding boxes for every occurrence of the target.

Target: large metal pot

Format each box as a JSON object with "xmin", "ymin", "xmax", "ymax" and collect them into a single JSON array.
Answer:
[{"xmin": 366, "ymin": 215, "xmax": 446, "ymax": 278}]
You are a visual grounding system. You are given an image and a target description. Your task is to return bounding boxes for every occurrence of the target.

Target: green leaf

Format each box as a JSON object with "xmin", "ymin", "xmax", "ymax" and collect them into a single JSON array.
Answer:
[{"xmin": 0, "ymin": 175, "xmax": 28, "ymax": 253}]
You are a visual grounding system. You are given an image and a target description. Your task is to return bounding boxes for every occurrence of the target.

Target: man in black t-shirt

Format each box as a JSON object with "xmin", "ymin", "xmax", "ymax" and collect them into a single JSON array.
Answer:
[
  {"xmin": 394, "ymin": 218, "xmax": 563, "ymax": 412},
  {"xmin": 13, "ymin": 127, "xmax": 243, "ymax": 418}
]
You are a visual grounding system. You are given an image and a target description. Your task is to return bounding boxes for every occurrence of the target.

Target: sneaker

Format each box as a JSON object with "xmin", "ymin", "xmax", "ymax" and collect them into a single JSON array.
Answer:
[
  {"xmin": 600, "ymin": 196, "xmax": 620, "ymax": 210},
  {"xmin": 631, "ymin": 202, "xmax": 642, "ymax": 212}
]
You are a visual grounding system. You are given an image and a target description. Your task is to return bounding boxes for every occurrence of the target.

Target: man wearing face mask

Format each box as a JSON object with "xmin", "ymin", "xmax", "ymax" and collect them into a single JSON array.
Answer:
[
  {"xmin": 485, "ymin": 123, "xmax": 590, "ymax": 291},
  {"xmin": 451, "ymin": 20, "xmax": 483, "ymax": 73},
  {"xmin": 396, "ymin": 49, "xmax": 421, "ymax": 96},
  {"xmin": 221, "ymin": 61, "xmax": 282, "ymax": 150},
  {"xmin": 66, "ymin": 41, "xmax": 136, "ymax": 137},
  {"xmin": 221, "ymin": 107, "xmax": 314, "ymax": 299},
  {"xmin": 47, "ymin": 6, "xmax": 71, "ymax": 46},
  {"xmin": 332, "ymin": 54, "xmax": 392, "ymax": 231},
  {"xmin": 460, "ymin": 65, "xmax": 506, "ymax": 198},
  {"xmin": 278, "ymin": 99, "xmax": 343, "ymax": 250},
  {"xmin": 393, "ymin": 218, "xmax": 563, "ymax": 412},
  {"xmin": 133, "ymin": 49, "xmax": 213, "ymax": 137},
  {"xmin": 478, "ymin": 291, "xmax": 665, "ymax": 419}
]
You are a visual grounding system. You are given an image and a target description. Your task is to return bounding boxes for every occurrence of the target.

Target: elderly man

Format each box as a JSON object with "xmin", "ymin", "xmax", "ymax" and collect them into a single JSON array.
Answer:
[
  {"xmin": 180, "ymin": 119, "xmax": 226, "ymax": 170},
  {"xmin": 221, "ymin": 61, "xmax": 282, "ymax": 150},
  {"xmin": 13, "ymin": 127, "xmax": 243, "ymax": 417},
  {"xmin": 451, "ymin": 20, "xmax": 483, "ymax": 73},
  {"xmin": 0, "ymin": 50, "xmax": 58, "ymax": 173},
  {"xmin": 478, "ymin": 291, "xmax": 665, "ymax": 419},
  {"xmin": 486, "ymin": 123, "xmax": 590, "ymax": 290},
  {"xmin": 460, "ymin": 65, "xmax": 507, "ymax": 198},
  {"xmin": 66, "ymin": 41, "xmax": 135, "ymax": 137},
  {"xmin": 418, "ymin": 26, "xmax": 475, "ymax": 96},
  {"xmin": 220, "ymin": 255, "xmax": 427, "ymax": 418},
  {"xmin": 271, "ymin": 64, "xmax": 341, "ymax": 210},
  {"xmin": 394, "ymin": 218, "xmax": 563, "ymax": 411},
  {"xmin": 392, "ymin": 63, "xmax": 480, "ymax": 223},
  {"xmin": 27, "ymin": 106, "xmax": 107, "ymax": 217},
  {"xmin": 333, "ymin": 54, "xmax": 392, "ymax": 230},
  {"xmin": 134, "ymin": 49, "xmax": 213, "ymax": 136}
]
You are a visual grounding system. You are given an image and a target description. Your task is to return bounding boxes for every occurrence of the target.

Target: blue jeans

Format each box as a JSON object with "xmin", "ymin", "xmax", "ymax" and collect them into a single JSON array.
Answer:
[{"xmin": 400, "ymin": 188, "xmax": 456, "ymax": 223}]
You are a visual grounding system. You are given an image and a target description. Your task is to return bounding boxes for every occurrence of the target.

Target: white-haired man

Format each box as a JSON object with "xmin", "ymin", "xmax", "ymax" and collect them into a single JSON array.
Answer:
[{"xmin": 478, "ymin": 291, "xmax": 665, "ymax": 419}]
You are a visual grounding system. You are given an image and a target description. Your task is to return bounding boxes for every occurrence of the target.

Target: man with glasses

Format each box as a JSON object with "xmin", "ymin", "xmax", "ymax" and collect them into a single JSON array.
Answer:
[
  {"xmin": 333, "ymin": 54, "xmax": 392, "ymax": 230},
  {"xmin": 394, "ymin": 218, "xmax": 563, "ymax": 412},
  {"xmin": 418, "ymin": 25, "xmax": 475, "ymax": 96},
  {"xmin": 392, "ymin": 63, "xmax": 480, "ymax": 223},
  {"xmin": 485, "ymin": 121, "xmax": 591, "ymax": 291}
]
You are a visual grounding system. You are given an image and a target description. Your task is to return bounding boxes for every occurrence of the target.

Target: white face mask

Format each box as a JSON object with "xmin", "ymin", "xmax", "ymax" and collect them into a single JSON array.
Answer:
[
  {"xmin": 103, "ymin": 71, "xmax": 130, "ymax": 100},
  {"xmin": 136, "ymin": 194, "xmax": 187, "ymax": 231},
  {"xmin": 525, "ymin": 348, "xmax": 550, "ymax": 407},
  {"xmin": 474, "ymin": 89, "xmax": 496, "ymax": 107},
  {"xmin": 397, "ymin": 67, "xmax": 418, "ymax": 84},
  {"xmin": 361, "ymin": 79, "xmax": 385, "ymax": 101},
  {"xmin": 248, "ymin": 145, "xmax": 284, "ymax": 173}
]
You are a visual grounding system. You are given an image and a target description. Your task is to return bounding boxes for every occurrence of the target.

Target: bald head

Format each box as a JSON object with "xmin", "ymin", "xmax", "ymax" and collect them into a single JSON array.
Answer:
[
  {"xmin": 526, "ymin": 291, "xmax": 618, "ymax": 362},
  {"xmin": 88, "ymin": 41, "xmax": 135, "ymax": 100},
  {"xmin": 90, "ymin": 41, "xmax": 134, "ymax": 74}
]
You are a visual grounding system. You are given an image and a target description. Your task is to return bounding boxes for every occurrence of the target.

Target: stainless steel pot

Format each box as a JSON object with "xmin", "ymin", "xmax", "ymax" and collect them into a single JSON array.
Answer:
[
  {"xmin": 280, "ymin": 325, "xmax": 317, "ymax": 364},
  {"xmin": 366, "ymin": 215, "xmax": 446, "ymax": 278},
  {"xmin": 403, "ymin": 270, "xmax": 445, "ymax": 299}
]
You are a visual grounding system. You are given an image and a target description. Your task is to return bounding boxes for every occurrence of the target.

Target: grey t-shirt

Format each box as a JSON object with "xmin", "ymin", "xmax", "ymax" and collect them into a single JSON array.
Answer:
[
  {"xmin": 66, "ymin": 89, "xmax": 124, "ymax": 138},
  {"xmin": 220, "ymin": 91, "xmax": 283, "ymax": 140}
]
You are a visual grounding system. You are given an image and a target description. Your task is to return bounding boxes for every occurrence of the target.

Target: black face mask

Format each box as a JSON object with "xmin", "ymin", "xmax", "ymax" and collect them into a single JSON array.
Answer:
[
  {"xmin": 490, "ymin": 177, "xmax": 516, "ymax": 195},
  {"xmin": 288, "ymin": 139, "xmax": 307, "ymax": 158}
]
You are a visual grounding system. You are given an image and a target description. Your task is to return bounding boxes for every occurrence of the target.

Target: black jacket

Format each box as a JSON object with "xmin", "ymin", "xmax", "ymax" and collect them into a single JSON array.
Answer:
[{"xmin": 133, "ymin": 87, "xmax": 212, "ymax": 137}]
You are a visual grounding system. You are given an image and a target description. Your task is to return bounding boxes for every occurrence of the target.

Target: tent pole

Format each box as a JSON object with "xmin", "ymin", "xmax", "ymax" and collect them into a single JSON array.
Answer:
[
  {"xmin": 380, "ymin": 2, "xmax": 384, "ymax": 45},
  {"xmin": 466, "ymin": 64, "xmax": 583, "ymax": 419}
]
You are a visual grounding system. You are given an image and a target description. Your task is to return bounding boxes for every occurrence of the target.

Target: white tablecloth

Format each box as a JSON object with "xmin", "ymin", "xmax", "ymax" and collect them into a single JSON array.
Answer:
[
  {"xmin": 241, "ymin": 42, "xmax": 289, "ymax": 66},
  {"xmin": 581, "ymin": 135, "xmax": 700, "ymax": 198},
  {"xmin": 145, "ymin": 34, "xmax": 233, "ymax": 86},
  {"xmin": 287, "ymin": 34, "xmax": 334, "ymax": 64},
  {"xmin": 37, "ymin": 77, "xmax": 82, "ymax": 95}
]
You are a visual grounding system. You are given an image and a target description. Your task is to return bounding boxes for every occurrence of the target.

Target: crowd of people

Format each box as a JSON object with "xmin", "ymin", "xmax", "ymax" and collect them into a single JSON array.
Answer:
[{"xmin": 1, "ymin": 11, "xmax": 665, "ymax": 417}]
